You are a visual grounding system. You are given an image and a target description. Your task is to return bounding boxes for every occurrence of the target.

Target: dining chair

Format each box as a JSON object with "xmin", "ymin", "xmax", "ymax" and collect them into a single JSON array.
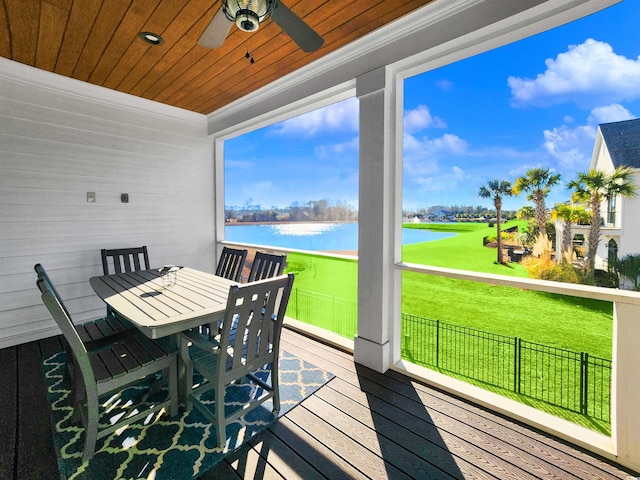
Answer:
[
  {"xmin": 247, "ymin": 251, "xmax": 287, "ymax": 282},
  {"xmin": 37, "ymin": 277, "xmax": 178, "ymax": 461},
  {"xmin": 101, "ymin": 246, "xmax": 150, "ymax": 319},
  {"xmin": 34, "ymin": 264, "xmax": 137, "ymax": 380},
  {"xmin": 193, "ymin": 246, "xmax": 248, "ymax": 339},
  {"xmin": 101, "ymin": 246, "xmax": 150, "ymax": 274},
  {"xmin": 180, "ymin": 273, "xmax": 295, "ymax": 448},
  {"xmin": 215, "ymin": 246, "xmax": 248, "ymax": 282}
]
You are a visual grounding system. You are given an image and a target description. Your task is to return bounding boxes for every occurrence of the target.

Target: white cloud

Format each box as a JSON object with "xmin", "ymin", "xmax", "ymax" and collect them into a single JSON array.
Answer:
[
  {"xmin": 404, "ymin": 105, "xmax": 446, "ymax": 133},
  {"xmin": 542, "ymin": 104, "xmax": 636, "ymax": 170},
  {"xmin": 588, "ymin": 104, "xmax": 634, "ymax": 124},
  {"xmin": 403, "ymin": 132, "xmax": 468, "ymax": 179},
  {"xmin": 508, "ymin": 39, "xmax": 640, "ymax": 108},
  {"xmin": 314, "ymin": 137, "xmax": 358, "ymax": 158},
  {"xmin": 270, "ymin": 97, "xmax": 358, "ymax": 136},
  {"xmin": 413, "ymin": 166, "xmax": 468, "ymax": 192},
  {"xmin": 404, "ymin": 132, "xmax": 468, "ymax": 159},
  {"xmin": 543, "ymin": 123, "xmax": 596, "ymax": 169}
]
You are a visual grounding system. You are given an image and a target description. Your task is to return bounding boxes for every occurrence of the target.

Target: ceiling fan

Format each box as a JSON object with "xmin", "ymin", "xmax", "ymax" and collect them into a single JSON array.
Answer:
[{"xmin": 198, "ymin": 0, "xmax": 324, "ymax": 53}]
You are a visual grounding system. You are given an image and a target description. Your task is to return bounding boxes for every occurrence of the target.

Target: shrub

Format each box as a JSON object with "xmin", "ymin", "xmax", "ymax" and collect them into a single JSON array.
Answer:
[
  {"xmin": 594, "ymin": 269, "xmax": 619, "ymax": 289},
  {"xmin": 521, "ymin": 256, "xmax": 583, "ymax": 283}
]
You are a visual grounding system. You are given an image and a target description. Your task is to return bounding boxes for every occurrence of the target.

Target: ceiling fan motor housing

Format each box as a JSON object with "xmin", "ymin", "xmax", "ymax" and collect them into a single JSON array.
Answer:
[{"xmin": 223, "ymin": 0, "xmax": 276, "ymax": 33}]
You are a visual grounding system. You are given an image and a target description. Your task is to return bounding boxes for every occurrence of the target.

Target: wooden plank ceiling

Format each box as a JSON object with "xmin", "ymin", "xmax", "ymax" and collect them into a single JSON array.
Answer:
[{"xmin": 0, "ymin": 0, "xmax": 435, "ymax": 115}]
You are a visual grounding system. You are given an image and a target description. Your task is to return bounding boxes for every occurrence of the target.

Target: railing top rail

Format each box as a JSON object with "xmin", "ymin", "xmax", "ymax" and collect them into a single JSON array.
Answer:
[
  {"xmin": 220, "ymin": 240, "xmax": 358, "ymax": 261},
  {"xmin": 400, "ymin": 261, "xmax": 640, "ymax": 305}
]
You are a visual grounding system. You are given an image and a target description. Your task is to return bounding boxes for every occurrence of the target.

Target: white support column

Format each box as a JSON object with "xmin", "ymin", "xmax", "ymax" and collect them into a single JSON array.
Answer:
[
  {"xmin": 354, "ymin": 66, "xmax": 401, "ymax": 373},
  {"xmin": 611, "ymin": 300, "xmax": 640, "ymax": 472},
  {"xmin": 213, "ymin": 137, "xmax": 225, "ymax": 266}
]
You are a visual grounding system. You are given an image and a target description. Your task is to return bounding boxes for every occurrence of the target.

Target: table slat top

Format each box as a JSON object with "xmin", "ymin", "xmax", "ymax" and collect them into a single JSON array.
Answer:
[{"xmin": 90, "ymin": 267, "xmax": 236, "ymax": 338}]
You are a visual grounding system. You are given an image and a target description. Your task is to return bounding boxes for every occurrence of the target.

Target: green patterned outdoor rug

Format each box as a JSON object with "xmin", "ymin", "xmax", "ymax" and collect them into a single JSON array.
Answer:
[{"xmin": 42, "ymin": 350, "xmax": 333, "ymax": 480}]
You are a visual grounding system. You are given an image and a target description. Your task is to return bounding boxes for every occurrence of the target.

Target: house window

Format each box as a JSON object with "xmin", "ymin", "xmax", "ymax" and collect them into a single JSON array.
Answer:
[
  {"xmin": 607, "ymin": 239, "xmax": 618, "ymax": 269},
  {"xmin": 607, "ymin": 195, "xmax": 617, "ymax": 226}
]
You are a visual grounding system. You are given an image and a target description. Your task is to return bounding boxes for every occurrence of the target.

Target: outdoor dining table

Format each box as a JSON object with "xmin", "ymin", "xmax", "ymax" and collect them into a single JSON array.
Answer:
[{"xmin": 89, "ymin": 267, "xmax": 236, "ymax": 404}]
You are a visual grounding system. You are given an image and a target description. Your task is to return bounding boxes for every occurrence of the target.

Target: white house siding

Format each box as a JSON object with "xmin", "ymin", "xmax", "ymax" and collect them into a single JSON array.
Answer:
[
  {"xmin": 0, "ymin": 58, "xmax": 214, "ymax": 348},
  {"xmin": 618, "ymin": 173, "xmax": 640, "ymax": 258},
  {"xmin": 590, "ymin": 130, "xmax": 640, "ymax": 272}
]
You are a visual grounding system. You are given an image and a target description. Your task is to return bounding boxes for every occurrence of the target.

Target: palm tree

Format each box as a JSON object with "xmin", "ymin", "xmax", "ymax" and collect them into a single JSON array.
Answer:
[
  {"xmin": 478, "ymin": 179, "xmax": 513, "ymax": 264},
  {"xmin": 567, "ymin": 166, "xmax": 637, "ymax": 274},
  {"xmin": 551, "ymin": 203, "xmax": 589, "ymax": 263},
  {"xmin": 614, "ymin": 254, "xmax": 640, "ymax": 290},
  {"xmin": 512, "ymin": 168, "xmax": 561, "ymax": 239},
  {"xmin": 516, "ymin": 205, "xmax": 535, "ymax": 220}
]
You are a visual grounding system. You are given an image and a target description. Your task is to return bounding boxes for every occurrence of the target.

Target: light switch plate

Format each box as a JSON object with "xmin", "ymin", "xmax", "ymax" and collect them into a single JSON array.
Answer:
[{"xmin": 87, "ymin": 192, "xmax": 96, "ymax": 203}]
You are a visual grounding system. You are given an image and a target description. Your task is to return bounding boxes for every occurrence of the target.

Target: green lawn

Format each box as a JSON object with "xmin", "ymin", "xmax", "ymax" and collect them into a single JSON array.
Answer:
[
  {"xmin": 402, "ymin": 220, "xmax": 530, "ymax": 276},
  {"xmin": 284, "ymin": 222, "xmax": 614, "ymax": 433},
  {"xmin": 287, "ymin": 221, "xmax": 613, "ymax": 357}
]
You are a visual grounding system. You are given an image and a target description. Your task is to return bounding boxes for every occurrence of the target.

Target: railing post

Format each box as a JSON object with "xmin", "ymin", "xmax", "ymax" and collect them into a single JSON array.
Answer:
[
  {"xmin": 580, "ymin": 352, "xmax": 588, "ymax": 416},
  {"xmin": 514, "ymin": 337, "xmax": 521, "ymax": 394},
  {"xmin": 436, "ymin": 318, "xmax": 440, "ymax": 368},
  {"xmin": 611, "ymin": 300, "xmax": 640, "ymax": 471}
]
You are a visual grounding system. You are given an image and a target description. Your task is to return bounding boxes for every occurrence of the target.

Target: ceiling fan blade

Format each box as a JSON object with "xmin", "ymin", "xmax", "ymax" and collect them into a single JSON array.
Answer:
[
  {"xmin": 270, "ymin": 1, "xmax": 324, "ymax": 53},
  {"xmin": 198, "ymin": 7, "xmax": 233, "ymax": 49}
]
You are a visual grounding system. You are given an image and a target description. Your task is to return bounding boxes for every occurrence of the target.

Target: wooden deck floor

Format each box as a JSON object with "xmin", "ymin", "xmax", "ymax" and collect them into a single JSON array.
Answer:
[{"xmin": 2, "ymin": 328, "xmax": 638, "ymax": 480}]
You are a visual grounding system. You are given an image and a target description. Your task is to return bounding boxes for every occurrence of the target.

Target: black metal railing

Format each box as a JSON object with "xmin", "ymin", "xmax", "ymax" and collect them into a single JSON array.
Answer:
[
  {"xmin": 402, "ymin": 313, "xmax": 611, "ymax": 421},
  {"xmin": 288, "ymin": 288, "xmax": 357, "ymax": 339},
  {"xmin": 287, "ymin": 288, "xmax": 611, "ymax": 422}
]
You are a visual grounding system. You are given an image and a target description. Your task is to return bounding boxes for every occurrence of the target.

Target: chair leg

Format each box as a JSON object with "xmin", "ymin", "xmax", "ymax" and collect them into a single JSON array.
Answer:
[
  {"xmin": 271, "ymin": 360, "xmax": 280, "ymax": 415},
  {"xmin": 179, "ymin": 337, "xmax": 193, "ymax": 409},
  {"xmin": 169, "ymin": 357, "xmax": 178, "ymax": 417},
  {"xmin": 216, "ymin": 385, "xmax": 226, "ymax": 448},
  {"xmin": 82, "ymin": 391, "xmax": 100, "ymax": 462}
]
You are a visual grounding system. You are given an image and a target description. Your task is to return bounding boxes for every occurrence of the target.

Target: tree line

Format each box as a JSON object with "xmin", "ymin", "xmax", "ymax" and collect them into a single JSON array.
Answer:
[
  {"xmin": 225, "ymin": 199, "xmax": 358, "ymax": 223},
  {"xmin": 404, "ymin": 205, "xmax": 517, "ymax": 222}
]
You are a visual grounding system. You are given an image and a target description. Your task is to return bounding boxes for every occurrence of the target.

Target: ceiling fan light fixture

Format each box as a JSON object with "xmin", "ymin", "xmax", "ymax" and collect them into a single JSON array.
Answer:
[
  {"xmin": 236, "ymin": 9, "xmax": 260, "ymax": 32},
  {"xmin": 223, "ymin": 0, "xmax": 275, "ymax": 33}
]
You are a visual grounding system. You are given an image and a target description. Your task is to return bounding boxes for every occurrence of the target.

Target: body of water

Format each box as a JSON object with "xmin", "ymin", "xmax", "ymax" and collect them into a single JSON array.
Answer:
[{"xmin": 224, "ymin": 222, "xmax": 454, "ymax": 251}]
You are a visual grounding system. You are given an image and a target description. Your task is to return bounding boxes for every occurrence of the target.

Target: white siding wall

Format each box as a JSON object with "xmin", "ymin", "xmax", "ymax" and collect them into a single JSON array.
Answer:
[
  {"xmin": 619, "ymin": 172, "xmax": 640, "ymax": 257},
  {"xmin": 0, "ymin": 59, "xmax": 214, "ymax": 348}
]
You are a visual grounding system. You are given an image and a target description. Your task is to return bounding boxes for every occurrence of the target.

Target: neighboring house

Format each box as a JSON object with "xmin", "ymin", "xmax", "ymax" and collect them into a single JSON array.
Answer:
[
  {"xmin": 557, "ymin": 118, "xmax": 640, "ymax": 276},
  {"xmin": 593, "ymin": 118, "xmax": 640, "ymax": 272}
]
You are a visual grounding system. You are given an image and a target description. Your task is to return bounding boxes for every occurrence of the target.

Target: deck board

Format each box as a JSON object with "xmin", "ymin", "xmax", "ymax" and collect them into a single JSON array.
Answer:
[{"xmin": 3, "ymin": 327, "xmax": 638, "ymax": 480}]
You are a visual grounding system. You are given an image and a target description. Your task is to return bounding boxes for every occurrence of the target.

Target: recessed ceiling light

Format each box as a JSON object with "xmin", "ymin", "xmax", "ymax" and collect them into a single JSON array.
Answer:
[{"xmin": 139, "ymin": 32, "xmax": 163, "ymax": 45}]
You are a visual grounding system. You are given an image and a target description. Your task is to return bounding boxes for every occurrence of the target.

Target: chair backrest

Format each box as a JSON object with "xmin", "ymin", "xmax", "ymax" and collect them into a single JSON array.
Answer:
[
  {"xmin": 218, "ymin": 274, "xmax": 294, "ymax": 382},
  {"xmin": 215, "ymin": 246, "xmax": 248, "ymax": 282},
  {"xmin": 247, "ymin": 251, "xmax": 286, "ymax": 282},
  {"xmin": 37, "ymin": 278, "xmax": 96, "ymax": 386},
  {"xmin": 34, "ymin": 264, "xmax": 73, "ymax": 318},
  {"xmin": 101, "ymin": 246, "xmax": 150, "ymax": 275}
]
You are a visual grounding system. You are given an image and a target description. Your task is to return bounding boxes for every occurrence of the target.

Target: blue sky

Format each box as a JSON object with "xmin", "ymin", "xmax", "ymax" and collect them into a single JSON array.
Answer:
[{"xmin": 225, "ymin": 0, "xmax": 640, "ymax": 212}]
